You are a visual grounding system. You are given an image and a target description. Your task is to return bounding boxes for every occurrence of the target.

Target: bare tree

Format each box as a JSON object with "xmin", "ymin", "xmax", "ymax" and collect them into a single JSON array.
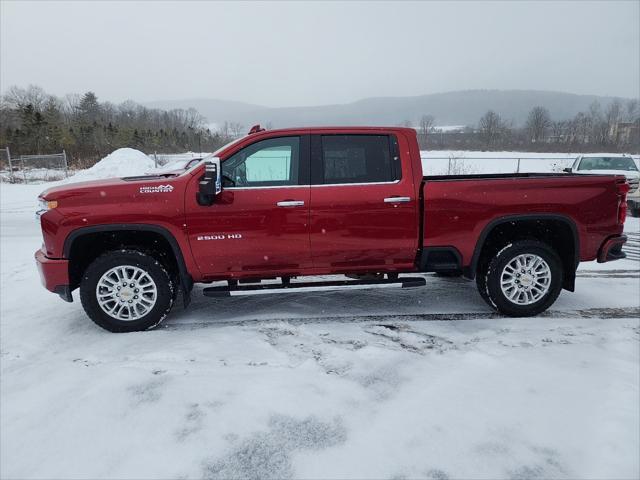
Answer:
[
  {"xmin": 605, "ymin": 100, "xmax": 622, "ymax": 144},
  {"xmin": 625, "ymin": 99, "xmax": 639, "ymax": 122},
  {"xmin": 4, "ymin": 85, "xmax": 50, "ymax": 110},
  {"xmin": 525, "ymin": 106, "xmax": 551, "ymax": 143},
  {"xmin": 183, "ymin": 107, "xmax": 206, "ymax": 129},
  {"xmin": 229, "ymin": 122, "xmax": 245, "ymax": 138},
  {"xmin": 549, "ymin": 120, "xmax": 567, "ymax": 143},
  {"xmin": 572, "ymin": 112, "xmax": 591, "ymax": 144},
  {"xmin": 588, "ymin": 101, "xmax": 609, "ymax": 145},
  {"xmin": 218, "ymin": 121, "xmax": 230, "ymax": 138},
  {"xmin": 419, "ymin": 115, "xmax": 435, "ymax": 136},
  {"xmin": 478, "ymin": 110, "xmax": 508, "ymax": 148}
]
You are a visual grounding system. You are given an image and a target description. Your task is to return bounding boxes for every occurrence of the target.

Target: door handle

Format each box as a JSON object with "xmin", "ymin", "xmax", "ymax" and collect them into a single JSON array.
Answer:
[
  {"xmin": 383, "ymin": 196, "xmax": 411, "ymax": 203},
  {"xmin": 276, "ymin": 200, "xmax": 305, "ymax": 207}
]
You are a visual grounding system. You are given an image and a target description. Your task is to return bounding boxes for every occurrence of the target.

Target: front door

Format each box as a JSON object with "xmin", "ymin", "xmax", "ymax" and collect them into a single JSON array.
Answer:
[{"xmin": 186, "ymin": 135, "xmax": 311, "ymax": 278}]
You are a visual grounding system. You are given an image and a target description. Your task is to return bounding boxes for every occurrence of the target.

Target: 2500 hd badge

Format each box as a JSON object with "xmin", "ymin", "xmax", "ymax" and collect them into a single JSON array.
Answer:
[{"xmin": 197, "ymin": 234, "xmax": 243, "ymax": 241}]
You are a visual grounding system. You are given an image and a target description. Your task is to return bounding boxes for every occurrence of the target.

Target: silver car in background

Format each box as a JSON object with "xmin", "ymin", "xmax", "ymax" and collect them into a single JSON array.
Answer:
[{"xmin": 566, "ymin": 154, "xmax": 640, "ymax": 217}]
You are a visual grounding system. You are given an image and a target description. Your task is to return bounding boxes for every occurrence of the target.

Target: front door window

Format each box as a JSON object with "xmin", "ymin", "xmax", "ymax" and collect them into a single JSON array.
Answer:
[{"xmin": 222, "ymin": 137, "xmax": 300, "ymax": 187}]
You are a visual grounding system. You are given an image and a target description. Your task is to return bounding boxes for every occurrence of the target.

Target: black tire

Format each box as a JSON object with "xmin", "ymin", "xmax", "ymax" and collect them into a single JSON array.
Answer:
[
  {"xmin": 478, "ymin": 240, "xmax": 563, "ymax": 317},
  {"xmin": 80, "ymin": 250, "xmax": 175, "ymax": 332},
  {"xmin": 475, "ymin": 259, "xmax": 492, "ymax": 305}
]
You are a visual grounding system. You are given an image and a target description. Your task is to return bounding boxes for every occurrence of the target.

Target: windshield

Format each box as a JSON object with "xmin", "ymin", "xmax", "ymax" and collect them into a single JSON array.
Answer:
[
  {"xmin": 212, "ymin": 137, "xmax": 246, "ymax": 157},
  {"xmin": 577, "ymin": 157, "xmax": 639, "ymax": 172}
]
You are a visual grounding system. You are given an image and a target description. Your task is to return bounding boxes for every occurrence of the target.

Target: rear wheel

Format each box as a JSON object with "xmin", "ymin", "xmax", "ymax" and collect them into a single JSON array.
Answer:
[
  {"xmin": 475, "ymin": 260, "xmax": 491, "ymax": 305},
  {"xmin": 478, "ymin": 240, "xmax": 563, "ymax": 317},
  {"xmin": 80, "ymin": 250, "xmax": 175, "ymax": 332}
]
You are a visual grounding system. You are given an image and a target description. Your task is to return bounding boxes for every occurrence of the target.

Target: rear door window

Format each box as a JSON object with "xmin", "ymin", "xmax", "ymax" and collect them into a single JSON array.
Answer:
[{"xmin": 319, "ymin": 135, "xmax": 399, "ymax": 184}]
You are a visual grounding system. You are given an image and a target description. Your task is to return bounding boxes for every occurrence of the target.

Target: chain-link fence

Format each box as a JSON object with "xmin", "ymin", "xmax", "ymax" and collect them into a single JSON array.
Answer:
[{"xmin": 0, "ymin": 149, "xmax": 69, "ymax": 183}]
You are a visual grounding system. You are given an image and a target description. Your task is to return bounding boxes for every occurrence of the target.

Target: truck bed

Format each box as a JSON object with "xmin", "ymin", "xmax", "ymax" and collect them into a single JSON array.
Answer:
[{"xmin": 420, "ymin": 172, "xmax": 626, "ymax": 272}]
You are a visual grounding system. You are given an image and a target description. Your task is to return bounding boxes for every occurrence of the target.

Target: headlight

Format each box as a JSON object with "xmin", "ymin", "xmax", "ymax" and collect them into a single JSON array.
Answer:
[{"xmin": 36, "ymin": 198, "xmax": 57, "ymax": 221}]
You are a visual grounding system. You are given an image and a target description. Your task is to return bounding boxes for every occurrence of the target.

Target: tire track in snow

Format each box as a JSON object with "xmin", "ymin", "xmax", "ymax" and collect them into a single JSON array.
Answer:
[{"xmin": 164, "ymin": 306, "xmax": 640, "ymax": 330}]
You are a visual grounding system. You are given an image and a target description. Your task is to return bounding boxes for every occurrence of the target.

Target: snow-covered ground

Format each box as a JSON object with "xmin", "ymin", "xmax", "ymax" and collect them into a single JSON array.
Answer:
[{"xmin": 1, "ymin": 152, "xmax": 639, "ymax": 479}]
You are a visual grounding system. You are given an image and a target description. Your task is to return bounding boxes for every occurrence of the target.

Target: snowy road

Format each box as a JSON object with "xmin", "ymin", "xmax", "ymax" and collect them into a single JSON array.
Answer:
[{"xmin": 1, "ymin": 183, "xmax": 639, "ymax": 479}]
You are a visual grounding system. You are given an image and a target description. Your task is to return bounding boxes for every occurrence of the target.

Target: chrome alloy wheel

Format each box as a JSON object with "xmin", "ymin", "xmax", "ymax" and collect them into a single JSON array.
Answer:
[
  {"xmin": 500, "ymin": 254, "xmax": 551, "ymax": 305},
  {"xmin": 96, "ymin": 265, "xmax": 158, "ymax": 320}
]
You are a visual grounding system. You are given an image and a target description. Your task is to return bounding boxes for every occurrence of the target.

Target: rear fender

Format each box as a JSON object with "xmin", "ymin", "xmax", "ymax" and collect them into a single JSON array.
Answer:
[{"xmin": 466, "ymin": 214, "xmax": 579, "ymax": 292}]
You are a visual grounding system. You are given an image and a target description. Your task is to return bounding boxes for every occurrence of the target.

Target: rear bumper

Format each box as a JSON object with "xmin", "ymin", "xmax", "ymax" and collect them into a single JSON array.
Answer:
[
  {"xmin": 597, "ymin": 235, "xmax": 627, "ymax": 263},
  {"xmin": 35, "ymin": 249, "xmax": 72, "ymax": 302}
]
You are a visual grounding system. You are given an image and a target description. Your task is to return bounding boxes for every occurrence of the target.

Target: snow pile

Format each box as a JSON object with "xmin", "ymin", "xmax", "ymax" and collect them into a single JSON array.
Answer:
[{"xmin": 68, "ymin": 148, "xmax": 155, "ymax": 182}]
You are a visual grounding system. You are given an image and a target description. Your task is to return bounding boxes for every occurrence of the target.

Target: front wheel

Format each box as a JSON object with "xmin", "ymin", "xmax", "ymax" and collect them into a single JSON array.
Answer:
[
  {"xmin": 80, "ymin": 250, "xmax": 175, "ymax": 332},
  {"xmin": 479, "ymin": 240, "xmax": 563, "ymax": 317}
]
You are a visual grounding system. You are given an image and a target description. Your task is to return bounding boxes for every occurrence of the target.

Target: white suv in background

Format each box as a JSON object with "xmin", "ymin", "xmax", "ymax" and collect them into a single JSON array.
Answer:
[{"xmin": 566, "ymin": 154, "xmax": 640, "ymax": 217}]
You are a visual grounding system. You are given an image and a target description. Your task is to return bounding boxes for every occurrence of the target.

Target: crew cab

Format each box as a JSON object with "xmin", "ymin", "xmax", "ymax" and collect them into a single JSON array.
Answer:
[
  {"xmin": 36, "ymin": 127, "xmax": 630, "ymax": 332},
  {"xmin": 564, "ymin": 154, "xmax": 640, "ymax": 217}
]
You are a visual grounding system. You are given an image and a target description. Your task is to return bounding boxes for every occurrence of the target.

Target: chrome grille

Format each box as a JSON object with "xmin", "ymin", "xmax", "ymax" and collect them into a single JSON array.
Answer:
[{"xmin": 628, "ymin": 177, "xmax": 639, "ymax": 193}]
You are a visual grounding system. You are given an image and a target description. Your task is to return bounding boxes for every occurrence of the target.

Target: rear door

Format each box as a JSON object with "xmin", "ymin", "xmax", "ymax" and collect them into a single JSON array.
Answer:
[{"xmin": 309, "ymin": 133, "xmax": 418, "ymax": 271}]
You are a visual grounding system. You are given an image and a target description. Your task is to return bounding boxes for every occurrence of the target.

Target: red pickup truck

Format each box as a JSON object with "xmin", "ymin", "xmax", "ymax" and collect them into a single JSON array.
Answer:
[{"xmin": 36, "ymin": 127, "xmax": 630, "ymax": 332}]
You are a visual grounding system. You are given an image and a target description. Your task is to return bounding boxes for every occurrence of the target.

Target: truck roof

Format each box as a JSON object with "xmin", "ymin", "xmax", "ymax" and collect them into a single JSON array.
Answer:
[{"xmin": 248, "ymin": 126, "xmax": 416, "ymax": 135}]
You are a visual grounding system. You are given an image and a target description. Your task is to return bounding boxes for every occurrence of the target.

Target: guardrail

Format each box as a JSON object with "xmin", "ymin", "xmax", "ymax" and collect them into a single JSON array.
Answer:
[{"xmin": 420, "ymin": 154, "xmax": 640, "ymax": 175}]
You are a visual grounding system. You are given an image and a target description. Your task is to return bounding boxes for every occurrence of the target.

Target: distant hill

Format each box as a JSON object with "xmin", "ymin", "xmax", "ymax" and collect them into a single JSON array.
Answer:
[
  {"xmin": 145, "ymin": 98, "xmax": 267, "ymax": 124},
  {"xmin": 146, "ymin": 90, "xmax": 632, "ymax": 128}
]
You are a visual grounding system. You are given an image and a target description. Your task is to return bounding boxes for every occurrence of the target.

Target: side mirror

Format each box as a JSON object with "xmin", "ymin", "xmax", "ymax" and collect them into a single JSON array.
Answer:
[
  {"xmin": 197, "ymin": 157, "xmax": 222, "ymax": 206},
  {"xmin": 563, "ymin": 167, "xmax": 572, "ymax": 173}
]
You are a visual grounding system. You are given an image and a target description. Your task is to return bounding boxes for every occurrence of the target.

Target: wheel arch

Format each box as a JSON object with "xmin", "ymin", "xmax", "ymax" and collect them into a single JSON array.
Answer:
[
  {"xmin": 466, "ymin": 214, "xmax": 580, "ymax": 291},
  {"xmin": 63, "ymin": 224, "xmax": 193, "ymax": 306}
]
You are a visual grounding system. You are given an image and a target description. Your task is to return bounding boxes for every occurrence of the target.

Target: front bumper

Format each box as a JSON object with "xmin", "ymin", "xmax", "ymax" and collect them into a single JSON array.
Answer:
[
  {"xmin": 597, "ymin": 235, "xmax": 627, "ymax": 263},
  {"xmin": 35, "ymin": 249, "xmax": 72, "ymax": 302}
]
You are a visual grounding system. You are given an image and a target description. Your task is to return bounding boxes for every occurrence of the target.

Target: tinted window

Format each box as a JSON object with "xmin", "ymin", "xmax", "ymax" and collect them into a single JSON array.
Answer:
[
  {"xmin": 223, "ymin": 137, "xmax": 300, "ymax": 187},
  {"xmin": 321, "ymin": 135, "xmax": 396, "ymax": 184}
]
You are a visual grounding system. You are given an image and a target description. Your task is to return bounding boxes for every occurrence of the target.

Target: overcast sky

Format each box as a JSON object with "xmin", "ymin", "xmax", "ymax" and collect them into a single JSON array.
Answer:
[{"xmin": 1, "ymin": 1, "xmax": 638, "ymax": 107}]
